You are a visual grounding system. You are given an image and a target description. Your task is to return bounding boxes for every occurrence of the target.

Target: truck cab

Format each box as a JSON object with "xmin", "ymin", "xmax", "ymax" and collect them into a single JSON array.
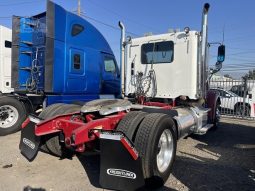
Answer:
[
  {"xmin": 122, "ymin": 14, "xmax": 224, "ymax": 106},
  {"xmin": 125, "ymin": 31, "xmax": 202, "ymax": 100},
  {"xmin": 11, "ymin": 1, "xmax": 120, "ymax": 103},
  {"xmin": 0, "ymin": 1, "xmax": 120, "ymax": 135},
  {"xmin": 0, "ymin": 25, "xmax": 13, "ymax": 94}
]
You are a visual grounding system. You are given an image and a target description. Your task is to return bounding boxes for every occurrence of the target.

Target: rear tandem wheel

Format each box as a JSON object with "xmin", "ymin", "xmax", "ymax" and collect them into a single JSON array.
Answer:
[
  {"xmin": 116, "ymin": 111, "xmax": 148, "ymax": 142},
  {"xmin": 117, "ymin": 111, "xmax": 177, "ymax": 188},
  {"xmin": 39, "ymin": 103, "xmax": 81, "ymax": 157},
  {"xmin": 134, "ymin": 113, "xmax": 177, "ymax": 188}
]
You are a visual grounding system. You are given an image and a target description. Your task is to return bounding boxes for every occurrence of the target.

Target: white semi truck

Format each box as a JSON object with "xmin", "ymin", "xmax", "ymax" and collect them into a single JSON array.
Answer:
[
  {"xmin": 20, "ymin": 3, "xmax": 225, "ymax": 190},
  {"xmin": 0, "ymin": 25, "xmax": 12, "ymax": 94}
]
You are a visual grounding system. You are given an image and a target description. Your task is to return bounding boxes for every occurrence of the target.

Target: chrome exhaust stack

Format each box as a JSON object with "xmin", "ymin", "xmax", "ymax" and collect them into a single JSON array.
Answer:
[
  {"xmin": 118, "ymin": 21, "xmax": 126, "ymax": 97},
  {"xmin": 198, "ymin": 3, "xmax": 210, "ymax": 99}
]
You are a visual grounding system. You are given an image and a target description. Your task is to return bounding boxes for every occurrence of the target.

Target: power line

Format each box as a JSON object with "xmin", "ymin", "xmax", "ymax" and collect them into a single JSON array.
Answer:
[
  {"xmin": 228, "ymin": 47, "xmax": 255, "ymax": 51},
  {"xmin": 86, "ymin": 0, "xmax": 162, "ymax": 33},
  {"xmin": 81, "ymin": 13, "xmax": 139, "ymax": 37},
  {"xmin": 81, "ymin": 14, "xmax": 118, "ymax": 30},
  {"xmin": 222, "ymin": 66, "xmax": 255, "ymax": 69},
  {"xmin": 222, "ymin": 67, "xmax": 255, "ymax": 70},
  {"xmin": 224, "ymin": 35, "xmax": 255, "ymax": 42},
  {"xmin": 224, "ymin": 65, "xmax": 255, "ymax": 67},
  {"xmin": 228, "ymin": 51, "xmax": 255, "ymax": 56},
  {"xmin": 0, "ymin": 16, "xmax": 11, "ymax": 20},
  {"xmin": 230, "ymin": 54, "xmax": 255, "ymax": 59},
  {"xmin": 221, "ymin": 69, "xmax": 255, "ymax": 72},
  {"xmin": 209, "ymin": 63, "xmax": 255, "ymax": 67},
  {"xmin": 223, "ymin": 63, "xmax": 255, "ymax": 66},
  {"xmin": 226, "ymin": 58, "xmax": 255, "ymax": 62},
  {"xmin": 211, "ymin": 51, "xmax": 255, "ymax": 58},
  {"xmin": 0, "ymin": 0, "xmax": 44, "ymax": 6},
  {"xmin": 210, "ymin": 22, "xmax": 255, "ymax": 35},
  {"xmin": 222, "ymin": 68, "xmax": 255, "ymax": 71}
]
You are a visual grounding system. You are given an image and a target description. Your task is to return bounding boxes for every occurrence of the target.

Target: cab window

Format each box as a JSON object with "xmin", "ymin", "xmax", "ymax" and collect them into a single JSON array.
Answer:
[
  {"xmin": 104, "ymin": 57, "xmax": 116, "ymax": 73},
  {"xmin": 71, "ymin": 24, "xmax": 84, "ymax": 36},
  {"xmin": 73, "ymin": 54, "xmax": 81, "ymax": 70},
  {"xmin": 141, "ymin": 41, "xmax": 174, "ymax": 64}
]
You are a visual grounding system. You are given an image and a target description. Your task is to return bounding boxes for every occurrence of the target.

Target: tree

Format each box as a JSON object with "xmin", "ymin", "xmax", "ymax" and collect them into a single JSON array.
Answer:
[{"xmin": 242, "ymin": 69, "xmax": 255, "ymax": 80}]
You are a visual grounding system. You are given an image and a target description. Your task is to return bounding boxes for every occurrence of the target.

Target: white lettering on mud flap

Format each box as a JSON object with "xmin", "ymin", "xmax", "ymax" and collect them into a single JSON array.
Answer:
[
  {"xmin": 23, "ymin": 138, "xmax": 35, "ymax": 150},
  {"xmin": 107, "ymin": 168, "xmax": 136, "ymax": 179}
]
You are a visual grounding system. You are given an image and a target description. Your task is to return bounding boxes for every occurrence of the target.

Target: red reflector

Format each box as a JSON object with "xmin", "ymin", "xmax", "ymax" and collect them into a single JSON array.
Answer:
[{"xmin": 22, "ymin": 118, "xmax": 30, "ymax": 129}]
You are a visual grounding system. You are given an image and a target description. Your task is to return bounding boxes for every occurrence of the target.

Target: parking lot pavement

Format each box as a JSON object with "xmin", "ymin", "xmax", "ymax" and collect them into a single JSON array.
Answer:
[
  {"xmin": 165, "ymin": 118, "xmax": 255, "ymax": 191},
  {"xmin": 0, "ymin": 118, "xmax": 255, "ymax": 191}
]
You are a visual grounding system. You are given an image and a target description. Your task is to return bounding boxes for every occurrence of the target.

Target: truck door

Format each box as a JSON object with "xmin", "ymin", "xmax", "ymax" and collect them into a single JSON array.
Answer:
[
  {"xmin": 101, "ymin": 53, "xmax": 120, "ymax": 96},
  {"xmin": 66, "ymin": 48, "xmax": 86, "ymax": 92}
]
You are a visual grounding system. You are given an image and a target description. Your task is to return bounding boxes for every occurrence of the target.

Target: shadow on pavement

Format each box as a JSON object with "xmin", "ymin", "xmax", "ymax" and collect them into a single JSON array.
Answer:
[
  {"xmin": 77, "ymin": 154, "xmax": 101, "ymax": 188},
  {"xmin": 171, "ymin": 122, "xmax": 255, "ymax": 191},
  {"xmin": 23, "ymin": 186, "xmax": 46, "ymax": 191}
]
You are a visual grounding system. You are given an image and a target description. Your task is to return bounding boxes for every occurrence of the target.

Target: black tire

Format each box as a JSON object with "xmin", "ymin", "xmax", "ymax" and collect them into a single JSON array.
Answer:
[
  {"xmin": 211, "ymin": 101, "xmax": 220, "ymax": 130},
  {"xmin": 134, "ymin": 113, "xmax": 177, "ymax": 188},
  {"xmin": 39, "ymin": 103, "xmax": 66, "ymax": 153},
  {"xmin": 116, "ymin": 111, "xmax": 148, "ymax": 142},
  {"xmin": 21, "ymin": 100, "xmax": 34, "ymax": 115},
  {"xmin": 39, "ymin": 104, "xmax": 81, "ymax": 157},
  {"xmin": 39, "ymin": 103, "xmax": 66, "ymax": 119},
  {"xmin": 0, "ymin": 96, "xmax": 27, "ymax": 136}
]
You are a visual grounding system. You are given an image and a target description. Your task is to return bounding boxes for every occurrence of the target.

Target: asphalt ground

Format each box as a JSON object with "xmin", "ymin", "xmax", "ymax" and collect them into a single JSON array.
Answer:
[{"xmin": 0, "ymin": 117, "xmax": 254, "ymax": 191}]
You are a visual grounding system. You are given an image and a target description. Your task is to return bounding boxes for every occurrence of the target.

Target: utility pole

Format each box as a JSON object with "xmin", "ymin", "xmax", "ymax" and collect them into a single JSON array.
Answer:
[{"xmin": 78, "ymin": 0, "xmax": 81, "ymax": 16}]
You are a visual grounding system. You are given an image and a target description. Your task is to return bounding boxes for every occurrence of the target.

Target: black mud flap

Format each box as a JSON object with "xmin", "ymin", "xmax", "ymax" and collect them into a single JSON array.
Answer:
[
  {"xmin": 99, "ymin": 132, "xmax": 145, "ymax": 191},
  {"xmin": 19, "ymin": 116, "xmax": 41, "ymax": 161}
]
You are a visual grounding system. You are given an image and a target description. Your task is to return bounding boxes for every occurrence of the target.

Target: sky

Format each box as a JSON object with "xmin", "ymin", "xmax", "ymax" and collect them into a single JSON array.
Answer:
[{"xmin": 0, "ymin": 0, "xmax": 254, "ymax": 79}]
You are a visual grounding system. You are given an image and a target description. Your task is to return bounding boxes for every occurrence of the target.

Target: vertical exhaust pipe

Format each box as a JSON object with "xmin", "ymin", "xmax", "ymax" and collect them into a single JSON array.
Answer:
[
  {"xmin": 200, "ymin": 3, "xmax": 210, "ymax": 98},
  {"xmin": 118, "ymin": 21, "xmax": 126, "ymax": 97}
]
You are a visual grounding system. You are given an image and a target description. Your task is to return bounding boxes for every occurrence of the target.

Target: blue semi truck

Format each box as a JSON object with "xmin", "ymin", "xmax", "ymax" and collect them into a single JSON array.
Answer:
[{"xmin": 0, "ymin": 1, "xmax": 120, "ymax": 135}]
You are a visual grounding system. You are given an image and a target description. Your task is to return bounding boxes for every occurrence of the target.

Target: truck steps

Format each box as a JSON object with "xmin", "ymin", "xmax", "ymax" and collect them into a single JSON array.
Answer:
[
  {"xmin": 19, "ymin": 84, "xmax": 27, "ymax": 87},
  {"xmin": 21, "ymin": 51, "xmax": 33, "ymax": 55},
  {"xmin": 20, "ymin": 67, "xmax": 32, "ymax": 71},
  {"xmin": 195, "ymin": 124, "xmax": 214, "ymax": 135},
  {"xmin": 21, "ymin": 41, "xmax": 33, "ymax": 46},
  {"xmin": 24, "ymin": 22, "xmax": 36, "ymax": 27}
]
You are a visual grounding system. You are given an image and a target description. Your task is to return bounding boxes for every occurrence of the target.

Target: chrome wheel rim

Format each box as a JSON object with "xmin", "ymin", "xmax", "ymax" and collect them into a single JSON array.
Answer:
[
  {"xmin": 0, "ymin": 105, "xmax": 19, "ymax": 128},
  {"xmin": 157, "ymin": 129, "xmax": 174, "ymax": 173}
]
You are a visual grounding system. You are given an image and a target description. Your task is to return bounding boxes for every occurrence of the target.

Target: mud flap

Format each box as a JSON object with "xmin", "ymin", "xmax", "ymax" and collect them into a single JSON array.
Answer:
[
  {"xmin": 19, "ymin": 116, "xmax": 41, "ymax": 161},
  {"xmin": 99, "ymin": 132, "xmax": 145, "ymax": 191}
]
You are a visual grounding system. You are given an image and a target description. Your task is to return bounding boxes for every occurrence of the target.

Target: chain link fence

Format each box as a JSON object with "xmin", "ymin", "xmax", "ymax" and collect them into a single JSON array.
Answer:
[{"xmin": 209, "ymin": 79, "xmax": 255, "ymax": 120}]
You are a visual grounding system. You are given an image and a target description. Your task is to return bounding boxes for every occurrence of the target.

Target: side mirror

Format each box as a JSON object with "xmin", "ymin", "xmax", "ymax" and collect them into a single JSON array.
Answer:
[
  {"xmin": 225, "ymin": 93, "xmax": 231, "ymax": 98},
  {"xmin": 217, "ymin": 45, "xmax": 225, "ymax": 62}
]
